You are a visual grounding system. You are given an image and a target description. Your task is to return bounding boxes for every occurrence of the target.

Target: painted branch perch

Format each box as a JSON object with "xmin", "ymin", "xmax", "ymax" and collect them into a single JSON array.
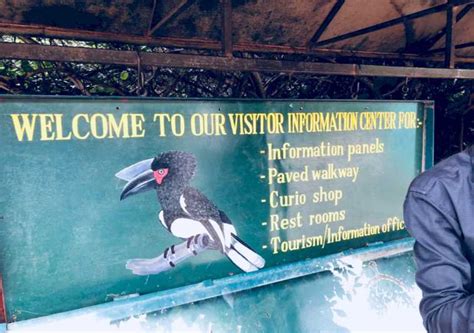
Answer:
[{"xmin": 125, "ymin": 234, "xmax": 217, "ymax": 275}]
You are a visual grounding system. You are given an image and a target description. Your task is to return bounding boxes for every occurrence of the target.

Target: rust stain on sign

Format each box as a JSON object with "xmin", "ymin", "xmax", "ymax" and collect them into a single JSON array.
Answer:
[{"xmin": 0, "ymin": 274, "xmax": 6, "ymax": 323}]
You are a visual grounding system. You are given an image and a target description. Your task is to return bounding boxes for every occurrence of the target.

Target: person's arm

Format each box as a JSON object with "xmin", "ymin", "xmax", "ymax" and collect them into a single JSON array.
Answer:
[{"xmin": 404, "ymin": 190, "xmax": 474, "ymax": 332}]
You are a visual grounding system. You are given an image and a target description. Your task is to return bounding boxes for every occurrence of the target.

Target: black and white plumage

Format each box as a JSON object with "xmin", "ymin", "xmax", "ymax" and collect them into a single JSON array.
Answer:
[{"xmin": 116, "ymin": 151, "xmax": 265, "ymax": 273}]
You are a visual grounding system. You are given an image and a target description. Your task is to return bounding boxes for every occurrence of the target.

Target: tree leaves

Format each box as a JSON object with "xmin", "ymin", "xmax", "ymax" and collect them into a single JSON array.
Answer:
[{"xmin": 120, "ymin": 70, "xmax": 129, "ymax": 81}]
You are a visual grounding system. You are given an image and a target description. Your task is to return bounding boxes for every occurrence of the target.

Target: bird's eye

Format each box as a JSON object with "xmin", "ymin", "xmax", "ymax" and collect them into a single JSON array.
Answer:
[{"xmin": 158, "ymin": 169, "xmax": 165, "ymax": 175}]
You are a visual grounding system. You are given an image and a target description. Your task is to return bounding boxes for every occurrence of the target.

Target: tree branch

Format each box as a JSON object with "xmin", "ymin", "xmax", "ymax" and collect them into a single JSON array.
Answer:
[{"xmin": 126, "ymin": 234, "xmax": 215, "ymax": 275}]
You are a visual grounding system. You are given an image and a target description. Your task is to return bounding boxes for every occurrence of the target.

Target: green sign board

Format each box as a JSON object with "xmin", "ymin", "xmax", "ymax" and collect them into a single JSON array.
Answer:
[{"xmin": 0, "ymin": 97, "xmax": 433, "ymax": 322}]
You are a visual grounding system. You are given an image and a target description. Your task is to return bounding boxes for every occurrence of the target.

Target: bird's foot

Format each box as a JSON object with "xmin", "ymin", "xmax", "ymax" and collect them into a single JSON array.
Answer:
[
  {"xmin": 186, "ymin": 234, "xmax": 221, "ymax": 252},
  {"xmin": 125, "ymin": 234, "xmax": 215, "ymax": 276},
  {"xmin": 186, "ymin": 236, "xmax": 199, "ymax": 256},
  {"xmin": 163, "ymin": 245, "xmax": 177, "ymax": 267}
]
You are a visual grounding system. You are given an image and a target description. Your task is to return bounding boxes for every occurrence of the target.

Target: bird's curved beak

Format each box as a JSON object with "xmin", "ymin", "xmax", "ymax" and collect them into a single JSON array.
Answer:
[
  {"xmin": 116, "ymin": 158, "xmax": 156, "ymax": 200},
  {"xmin": 119, "ymin": 169, "xmax": 155, "ymax": 201}
]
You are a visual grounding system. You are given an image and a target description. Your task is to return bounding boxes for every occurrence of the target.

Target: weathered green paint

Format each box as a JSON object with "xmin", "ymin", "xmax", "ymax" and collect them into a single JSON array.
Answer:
[
  {"xmin": 6, "ymin": 239, "xmax": 420, "ymax": 331},
  {"xmin": 135, "ymin": 248, "xmax": 421, "ymax": 332},
  {"xmin": 0, "ymin": 97, "xmax": 433, "ymax": 322}
]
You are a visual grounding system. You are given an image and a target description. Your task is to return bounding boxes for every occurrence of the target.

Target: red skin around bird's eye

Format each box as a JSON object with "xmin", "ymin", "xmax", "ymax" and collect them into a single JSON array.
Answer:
[{"xmin": 153, "ymin": 168, "xmax": 169, "ymax": 184}]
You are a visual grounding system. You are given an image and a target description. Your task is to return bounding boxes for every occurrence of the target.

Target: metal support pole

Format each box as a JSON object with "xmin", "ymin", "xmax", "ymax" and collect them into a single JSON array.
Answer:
[
  {"xmin": 222, "ymin": 0, "xmax": 233, "ymax": 57},
  {"xmin": 445, "ymin": 2, "xmax": 456, "ymax": 68},
  {"xmin": 308, "ymin": 0, "xmax": 345, "ymax": 46},
  {"xmin": 148, "ymin": 0, "xmax": 191, "ymax": 36},
  {"xmin": 314, "ymin": 0, "xmax": 473, "ymax": 47}
]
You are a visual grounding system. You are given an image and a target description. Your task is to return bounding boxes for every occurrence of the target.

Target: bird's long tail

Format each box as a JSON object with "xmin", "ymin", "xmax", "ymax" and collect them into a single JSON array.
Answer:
[{"xmin": 225, "ymin": 234, "xmax": 265, "ymax": 273}]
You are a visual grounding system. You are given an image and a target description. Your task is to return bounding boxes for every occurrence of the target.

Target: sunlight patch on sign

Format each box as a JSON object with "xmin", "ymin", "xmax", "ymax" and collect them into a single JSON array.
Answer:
[{"xmin": 327, "ymin": 257, "xmax": 424, "ymax": 332}]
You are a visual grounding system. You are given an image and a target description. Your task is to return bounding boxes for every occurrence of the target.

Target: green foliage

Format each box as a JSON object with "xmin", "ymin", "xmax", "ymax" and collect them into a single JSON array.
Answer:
[
  {"xmin": 0, "ymin": 35, "xmax": 473, "ymax": 159},
  {"xmin": 120, "ymin": 70, "xmax": 129, "ymax": 81}
]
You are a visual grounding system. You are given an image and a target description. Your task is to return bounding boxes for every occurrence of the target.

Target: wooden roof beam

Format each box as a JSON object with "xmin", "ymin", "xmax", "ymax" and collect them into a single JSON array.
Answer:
[
  {"xmin": 221, "ymin": 0, "xmax": 233, "ymax": 57},
  {"xmin": 445, "ymin": 1, "xmax": 456, "ymax": 68},
  {"xmin": 0, "ymin": 22, "xmax": 473, "ymax": 64},
  {"xmin": 425, "ymin": 41, "xmax": 474, "ymax": 54},
  {"xmin": 313, "ymin": 0, "xmax": 474, "ymax": 47},
  {"xmin": 148, "ymin": 0, "xmax": 193, "ymax": 36},
  {"xmin": 424, "ymin": 3, "xmax": 473, "ymax": 52},
  {"xmin": 1, "ymin": 42, "xmax": 474, "ymax": 79},
  {"xmin": 147, "ymin": 0, "xmax": 158, "ymax": 33},
  {"xmin": 457, "ymin": 42, "xmax": 474, "ymax": 50},
  {"xmin": 308, "ymin": 0, "xmax": 345, "ymax": 47}
]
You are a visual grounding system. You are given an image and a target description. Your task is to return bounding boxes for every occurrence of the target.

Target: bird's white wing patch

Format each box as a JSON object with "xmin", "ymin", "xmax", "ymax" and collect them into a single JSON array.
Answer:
[
  {"xmin": 209, "ymin": 219, "xmax": 225, "ymax": 250},
  {"xmin": 230, "ymin": 236, "xmax": 265, "ymax": 269},
  {"xmin": 158, "ymin": 210, "xmax": 167, "ymax": 230},
  {"xmin": 179, "ymin": 194, "xmax": 191, "ymax": 216},
  {"xmin": 170, "ymin": 218, "xmax": 209, "ymax": 239},
  {"xmin": 223, "ymin": 223, "xmax": 236, "ymax": 248},
  {"xmin": 226, "ymin": 249, "xmax": 258, "ymax": 273}
]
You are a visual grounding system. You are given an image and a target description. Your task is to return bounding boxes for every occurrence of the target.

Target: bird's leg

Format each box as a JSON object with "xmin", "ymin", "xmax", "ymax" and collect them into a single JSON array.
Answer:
[
  {"xmin": 163, "ymin": 245, "xmax": 177, "ymax": 267},
  {"xmin": 126, "ymin": 234, "xmax": 214, "ymax": 275},
  {"xmin": 186, "ymin": 235, "xmax": 198, "ymax": 256},
  {"xmin": 206, "ymin": 239, "xmax": 222, "ymax": 251},
  {"xmin": 185, "ymin": 234, "xmax": 220, "ymax": 254}
]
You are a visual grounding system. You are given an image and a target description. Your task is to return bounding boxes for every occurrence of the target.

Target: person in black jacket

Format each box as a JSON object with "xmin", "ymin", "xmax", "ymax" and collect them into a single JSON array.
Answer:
[{"xmin": 404, "ymin": 144, "xmax": 474, "ymax": 332}]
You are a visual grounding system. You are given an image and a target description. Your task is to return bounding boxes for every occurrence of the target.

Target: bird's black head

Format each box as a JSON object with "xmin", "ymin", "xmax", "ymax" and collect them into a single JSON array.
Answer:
[
  {"xmin": 116, "ymin": 151, "xmax": 197, "ymax": 200},
  {"xmin": 151, "ymin": 151, "xmax": 197, "ymax": 187}
]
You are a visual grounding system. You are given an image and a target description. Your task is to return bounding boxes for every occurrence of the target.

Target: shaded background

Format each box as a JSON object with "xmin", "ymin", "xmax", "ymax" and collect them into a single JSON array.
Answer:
[
  {"xmin": 0, "ymin": 34, "xmax": 471, "ymax": 163},
  {"xmin": 1, "ymin": 0, "xmax": 474, "ymax": 161}
]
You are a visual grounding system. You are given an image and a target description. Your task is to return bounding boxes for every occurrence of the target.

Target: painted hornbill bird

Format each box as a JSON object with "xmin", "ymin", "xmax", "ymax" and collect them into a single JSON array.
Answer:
[{"xmin": 116, "ymin": 151, "xmax": 265, "ymax": 273}]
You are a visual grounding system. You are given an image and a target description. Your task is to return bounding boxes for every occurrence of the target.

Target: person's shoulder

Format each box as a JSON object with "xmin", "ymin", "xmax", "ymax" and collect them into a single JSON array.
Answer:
[{"xmin": 408, "ymin": 147, "xmax": 471, "ymax": 197}]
